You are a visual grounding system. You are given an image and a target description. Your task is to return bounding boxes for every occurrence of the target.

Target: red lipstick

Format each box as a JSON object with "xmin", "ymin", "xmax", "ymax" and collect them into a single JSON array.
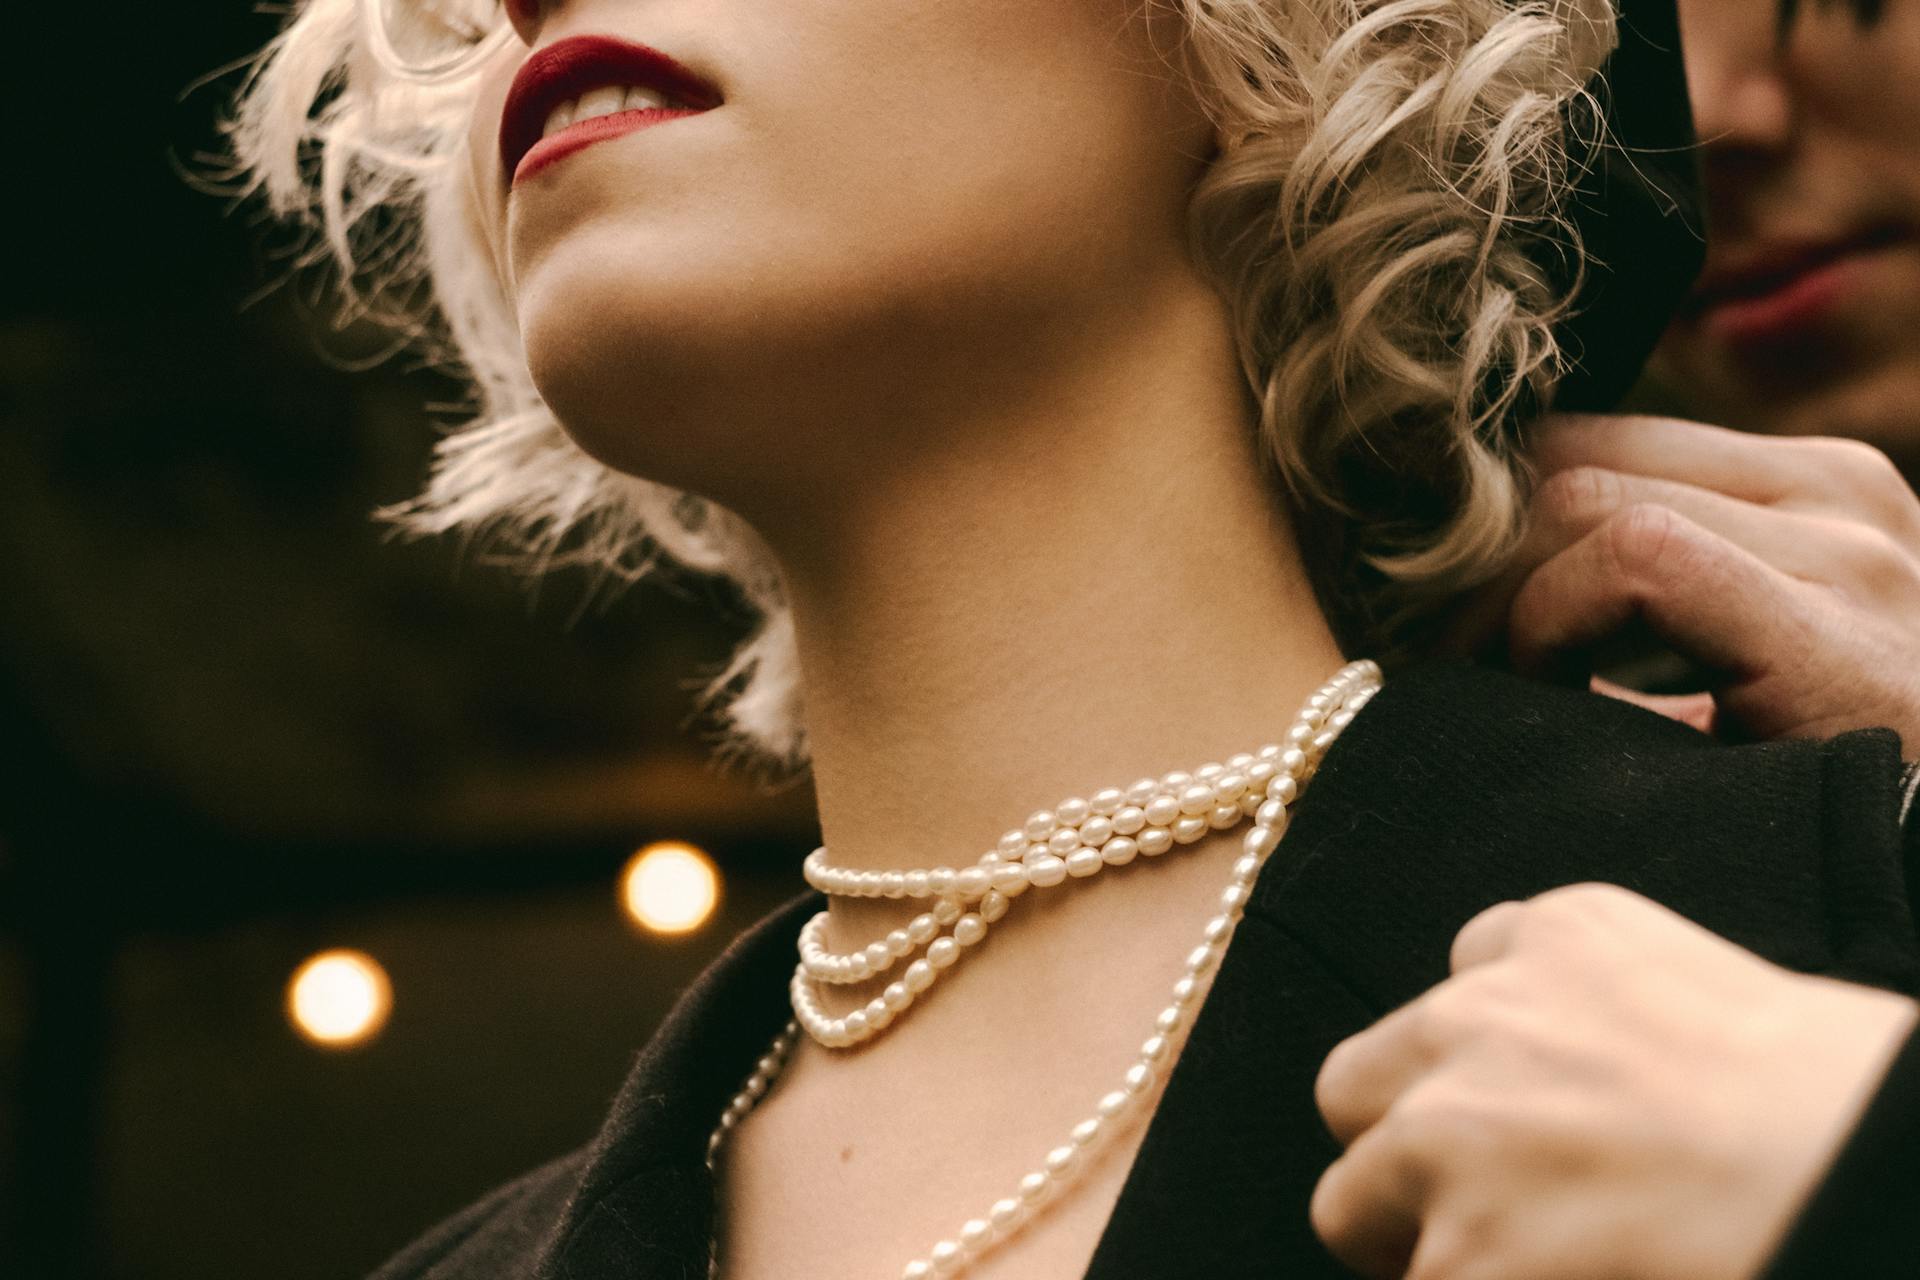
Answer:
[
  {"xmin": 1685, "ymin": 228, "xmax": 1907, "ymax": 349},
  {"xmin": 499, "ymin": 35, "xmax": 720, "ymax": 186}
]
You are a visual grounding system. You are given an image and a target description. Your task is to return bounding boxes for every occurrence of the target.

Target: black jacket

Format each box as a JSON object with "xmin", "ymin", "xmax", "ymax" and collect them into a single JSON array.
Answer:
[{"xmin": 370, "ymin": 662, "xmax": 1920, "ymax": 1279}]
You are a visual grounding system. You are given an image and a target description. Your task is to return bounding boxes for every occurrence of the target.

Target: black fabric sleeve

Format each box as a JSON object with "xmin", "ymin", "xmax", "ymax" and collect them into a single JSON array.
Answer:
[{"xmin": 1760, "ymin": 1021, "xmax": 1920, "ymax": 1279}]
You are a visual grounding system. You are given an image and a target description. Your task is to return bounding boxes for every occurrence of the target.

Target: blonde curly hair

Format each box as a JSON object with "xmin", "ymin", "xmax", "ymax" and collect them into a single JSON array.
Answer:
[{"xmin": 228, "ymin": 0, "xmax": 1615, "ymax": 765}]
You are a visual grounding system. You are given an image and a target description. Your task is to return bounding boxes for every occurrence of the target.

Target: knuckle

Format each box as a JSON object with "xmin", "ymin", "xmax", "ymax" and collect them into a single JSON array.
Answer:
[
  {"xmin": 1387, "ymin": 1079, "xmax": 1481, "ymax": 1160},
  {"xmin": 1533, "ymin": 465, "xmax": 1626, "ymax": 530},
  {"xmin": 1308, "ymin": 1163, "xmax": 1362, "ymax": 1246},
  {"xmin": 1839, "ymin": 524, "xmax": 1919, "ymax": 600},
  {"xmin": 1597, "ymin": 503, "xmax": 1700, "ymax": 586}
]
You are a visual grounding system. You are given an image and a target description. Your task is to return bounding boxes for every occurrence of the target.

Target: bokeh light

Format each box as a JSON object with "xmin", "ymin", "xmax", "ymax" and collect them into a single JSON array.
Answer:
[
  {"xmin": 286, "ymin": 949, "xmax": 393, "ymax": 1049},
  {"xmin": 621, "ymin": 841, "xmax": 721, "ymax": 935}
]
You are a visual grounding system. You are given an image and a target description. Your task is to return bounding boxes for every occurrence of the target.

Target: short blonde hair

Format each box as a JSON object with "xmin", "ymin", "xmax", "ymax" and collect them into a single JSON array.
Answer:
[{"xmin": 228, "ymin": 0, "xmax": 1614, "ymax": 764}]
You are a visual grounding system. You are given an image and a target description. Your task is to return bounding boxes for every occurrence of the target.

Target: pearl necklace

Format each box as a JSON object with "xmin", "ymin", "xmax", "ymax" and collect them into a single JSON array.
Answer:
[{"xmin": 707, "ymin": 659, "xmax": 1381, "ymax": 1279}]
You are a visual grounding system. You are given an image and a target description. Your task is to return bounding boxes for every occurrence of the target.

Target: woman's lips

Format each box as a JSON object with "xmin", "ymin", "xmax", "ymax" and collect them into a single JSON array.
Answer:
[
  {"xmin": 499, "ymin": 35, "xmax": 721, "ymax": 186},
  {"xmin": 514, "ymin": 105, "xmax": 705, "ymax": 184},
  {"xmin": 1688, "ymin": 231, "xmax": 1907, "ymax": 349}
]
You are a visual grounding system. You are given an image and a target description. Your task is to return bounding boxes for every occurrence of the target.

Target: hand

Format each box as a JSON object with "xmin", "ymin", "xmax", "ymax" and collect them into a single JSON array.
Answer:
[
  {"xmin": 1453, "ymin": 414, "xmax": 1920, "ymax": 747},
  {"xmin": 1310, "ymin": 884, "xmax": 1918, "ymax": 1280}
]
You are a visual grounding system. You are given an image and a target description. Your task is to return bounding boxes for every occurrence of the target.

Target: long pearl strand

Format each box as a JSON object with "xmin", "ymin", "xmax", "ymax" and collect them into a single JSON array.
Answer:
[{"xmin": 708, "ymin": 659, "xmax": 1381, "ymax": 1279}]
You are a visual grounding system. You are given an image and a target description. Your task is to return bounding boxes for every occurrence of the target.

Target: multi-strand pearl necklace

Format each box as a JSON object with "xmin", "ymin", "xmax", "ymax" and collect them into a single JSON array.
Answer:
[{"xmin": 707, "ymin": 659, "xmax": 1381, "ymax": 1279}]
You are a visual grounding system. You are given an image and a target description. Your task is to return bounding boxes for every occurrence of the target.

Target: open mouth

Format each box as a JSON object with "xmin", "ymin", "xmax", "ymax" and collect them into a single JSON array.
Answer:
[{"xmin": 499, "ymin": 34, "xmax": 721, "ymax": 185}]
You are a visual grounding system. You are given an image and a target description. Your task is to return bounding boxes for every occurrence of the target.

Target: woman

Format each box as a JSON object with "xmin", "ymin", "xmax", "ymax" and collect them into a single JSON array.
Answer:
[{"xmin": 226, "ymin": 0, "xmax": 1920, "ymax": 1276}]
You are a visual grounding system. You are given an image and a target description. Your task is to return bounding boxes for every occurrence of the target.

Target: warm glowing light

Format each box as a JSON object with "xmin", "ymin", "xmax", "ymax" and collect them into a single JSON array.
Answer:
[
  {"xmin": 622, "ymin": 842, "xmax": 721, "ymax": 935},
  {"xmin": 286, "ymin": 949, "xmax": 392, "ymax": 1049}
]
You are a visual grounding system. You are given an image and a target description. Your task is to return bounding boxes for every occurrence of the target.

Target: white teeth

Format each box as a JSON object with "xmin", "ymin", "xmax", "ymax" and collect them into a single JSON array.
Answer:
[
  {"xmin": 538, "ymin": 84, "xmax": 682, "ymax": 141},
  {"xmin": 573, "ymin": 85, "xmax": 627, "ymax": 122}
]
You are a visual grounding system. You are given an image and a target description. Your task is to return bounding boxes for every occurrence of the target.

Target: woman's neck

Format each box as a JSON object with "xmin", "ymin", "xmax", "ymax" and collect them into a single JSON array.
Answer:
[{"xmin": 749, "ymin": 277, "xmax": 1344, "ymax": 882}]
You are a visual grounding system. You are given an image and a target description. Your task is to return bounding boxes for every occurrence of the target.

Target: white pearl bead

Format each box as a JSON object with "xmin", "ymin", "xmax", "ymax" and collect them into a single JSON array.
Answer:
[
  {"xmin": 1288, "ymin": 722, "xmax": 1313, "ymax": 746},
  {"xmin": 1022, "ymin": 842, "xmax": 1051, "ymax": 864},
  {"xmin": 1222, "ymin": 883, "xmax": 1249, "ymax": 913},
  {"xmin": 960, "ymin": 1218, "xmax": 992, "ymax": 1249},
  {"xmin": 1204, "ymin": 913, "xmax": 1233, "ymax": 944},
  {"xmin": 1244, "ymin": 826, "xmax": 1280, "ymax": 858},
  {"xmin": 1239, "ymin": 790, "xmax": 1264, "ymax": 816},
  {"xmin": 1271, "ymin": 774, "xmax": 1298, "ymax": 804},
  {"xmin": 954, "ymin": 866, "xmax": 992, "ymax": 899},
  {"xmin": 1179, "ymin": 784, "xmax": 1215, "ymax": 816},
  {"xmin": 1090, "ymin": 788, "xmax": 1124, "ymax": 816},
  {"xmin": 881, "ymin": 871, "xmax": 907, "ymax": 898},
  {"xmin": 1066, "ymin": 848, "xmax": 1102, "ymax": 878},
  {"xmin": 1208, "ymin": 803, "xmax": 1240, "ymax": 830},
  {"xmin": 928, "ymin": 937, "xmax": 960, "ymax": 968},
  {"xmin": 866, "ymin": 999, "xmax": 893, "ymax": 1029},
  {"xmin": 1044, "ymin": 1144, "xmax": 1078, "ymax": 1175},
  {"xmin": 904, "ymin": 1262, "xmax": 932, "ymax": 1280},
  {"xmin": 1186, "ymin": 943, "xmax": 1220, "ymax": 975},
  {"xmin": 953, "ymin": 914, "xmax": 987, "ymax": 946},
  {"xmin": 906, "ymin": 870, "xmax": 930, "ymax": 897},
  {"xmin": 1196, "ymin": 762, "xmax": 1224, "ymax": 782},
  {"xmin": 1023, "ymin": 810, "xmax": 1057, "ymax": 841},
  {"xmin": 1138, "ymin": 827, "xmax": 1174, "ymax": 856},
  {"xmin": 1256, "ymin": 798, "xmax": 1287, "ymax": 828},
  {"xmin": 1228, "ymin": 752, "xmax": 1255, "ymax": 770},
  {"xmin": 929, "ymin": 868, "xmax": 956, "ymax": 896},
  {"xmin": 1213, "ymin": 773, "xmax": 1248, "ymax": 802},
  {"xmin": 887, "ymin": 929, "xmax": 913, "ymax": 956},
  {"xmin": 1126, "ymin": 777, "xmax": 1159, "ymax": 805},
  {"xmin": 905, "ymin": 960, "xmax": 935, "ymax": 992},
  {"xmin": 844, "ymin": 1010, "xmax": 869, "ymax": 1038},
  {"xmin": 1100, "ymin": 836, "xmax": 1139, "ymax": 866},
  {"xmin": 1312, "ymin": 729, "xmax": 1337, "ymax": 754},
  {"xmin": 1281, "ymin": 746, "xmax": 1307, "ymax": 775},
  {"xmin": 933, "ymin": 898, "xmax": 962, "ymax": 925},
  {"xmin": 998, "ymin": 829, "xmax": 1028, "ymax": 857},
  {"xmin": 1171, "ymin": 975, "xmax": 1198, "ymax": 1004},
  {"xmin": 1019, "ymin": 1171, "xmax": 1053, "ymax": 1203},
  {"xmin": 1047, "ymin": 827, "xmax": 1082, "ymax": 856},
  {"xmin": 1231, "ymin": 853, "xmax": 1261, "ymax": 883},
  {"xmin": 1161, "ymin": 770, "xmax": 1194, "ymax": 791},
  {"xmin": 1258, "ymin": 743, "xmax": 1283, "ymax": 761},
  {"xmin": 1112, "ymin": 805, "xmax": 1147, "ymax": 836},
  {"xmin": 1079, "ymin": 815, "xmax": 1115, "ymax": 848},
  {"xmin": 865, "ymin": 941, "xmax": 892, "ymax": 969},
  {"xmin": 908, "ymin": 913, "xmax": 938, "ymax": 944},
  {"xmin": 1071, "ymin": 1117, "xmax": 1103, "ymax": 1147},
  {"xmin": 1143, "ymin": 794, "xmax": 1180, "ymax": 827},
  {"xmin": 1247, "ymin": 760, "xmax": 1277, "ymax": 789},
  {"xmin": 1124, "ymin": 1062, "xmax": 1156, "ymax": 1094},
  {"xmin": 1172, "ymin": 815, "xmax": 1209, "ymax": 844},
  {"xmin": 1097, "ymin": 1089, "xmax": 1131, "ymax": 1118},
  {"xmin": 1155, "ymin": 1005, "xmax": 1182, "ymax": 1033},
  {"xmin": 1055, "ymin": 797, "xmax": 1091, "ymax": 827},
  {"xmin": 1026, "ymin": 855, "xmax": 1068, "ymax": 888},
  {"xmin": 979, "ymin": 889, "xmax": 1010, "ymax": 923},
  {"xmin": 931, "ymin": 1240, "xmax": 962, "ymax": 1273},
  {"xmin": 990, "ymin": 1197, "xmax": 1025, "ymax": 1229},
  {"xmin": 883, "ymin": 981, "xmax": 912, "ymax": 1011},
  {"xmin": 990, "ymin": 863, "xmax": 1030, "ymax": 896}
]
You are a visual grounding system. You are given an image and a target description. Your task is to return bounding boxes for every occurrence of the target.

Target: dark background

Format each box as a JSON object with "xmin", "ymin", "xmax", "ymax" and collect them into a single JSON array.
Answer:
[{"xmin": 2, "ymin": 6, "xmax": 817, "ymax": 1276}]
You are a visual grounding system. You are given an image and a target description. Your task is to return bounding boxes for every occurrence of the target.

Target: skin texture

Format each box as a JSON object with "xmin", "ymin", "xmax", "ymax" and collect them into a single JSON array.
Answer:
[
  {"xmin": 1311, "ymin": 884, "xmax": 1918, "ymax": 1280},
  {"xmin": 1317, "ymin": 5, "xmax": 1920, "ymax": 1275},
  {"xmin": 467, "ymin": 3, "xmax": 1345, "ymax": 1277},
  {"xmin": 1453, "ymin": 412, "xmax": 1920, "ymax": 749},
  {"xmin": 1652, "ymin": 0, "xmax": 1920, "ymax": 469}
]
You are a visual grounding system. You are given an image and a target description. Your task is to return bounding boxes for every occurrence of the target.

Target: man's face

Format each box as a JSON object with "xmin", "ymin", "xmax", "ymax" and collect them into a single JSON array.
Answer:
[{"xmin": 1656, "ymin": 0, "xmax": 1920, "ymax": 471}]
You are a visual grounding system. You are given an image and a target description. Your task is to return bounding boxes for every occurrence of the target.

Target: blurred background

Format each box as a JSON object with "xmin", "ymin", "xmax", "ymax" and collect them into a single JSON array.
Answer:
[{"xmin": 0, "ymin": 6, "xmax": 818, "ymax": 1277}]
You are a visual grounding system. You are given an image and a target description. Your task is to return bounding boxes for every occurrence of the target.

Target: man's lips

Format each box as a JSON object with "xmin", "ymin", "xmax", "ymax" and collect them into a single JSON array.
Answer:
[
  {"xmin": 499, "ymin": 35, "xmax": 721, "ymax": 185},
  {"xmin": 1684, "ymin": 229, "xmax": 1907, "ymax": 347}
]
